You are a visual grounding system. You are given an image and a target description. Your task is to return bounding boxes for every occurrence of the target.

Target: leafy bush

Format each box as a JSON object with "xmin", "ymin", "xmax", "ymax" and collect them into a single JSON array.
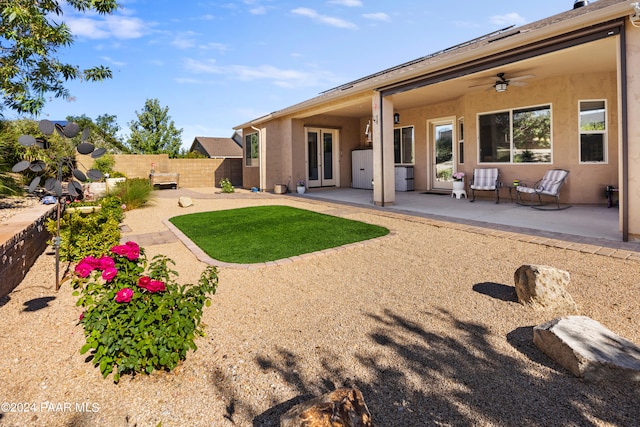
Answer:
[
  {"xmin": 219, "ymin": 177, "xmax": 234, "ymax": 193},
  {"xmin": 72, "ymin": 242, "xmax": 218, "ymax": 383},
  {"xmin": 47, "ymin": 196, "xmax": 124, "ymax": 262},
  {"xmin": 109, "ymin": 178, "xmax": 153, "ymax": 210}
]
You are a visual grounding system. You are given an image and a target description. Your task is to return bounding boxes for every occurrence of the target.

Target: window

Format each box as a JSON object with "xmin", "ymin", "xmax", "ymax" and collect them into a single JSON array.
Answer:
[
  {"xmin": 393, "ymin": 126, "xmax": 414, "ymax": 164},
  {"xmin": 579, "ymin": 100, "xmax": 606, "ymax": 163},
  {"xmin": 478, "ymin": 105, "xmax": 551, "ymax": 163},
  {"xmin": 245, "ymin": 132, "xmax": 259, "ymax": 167}
]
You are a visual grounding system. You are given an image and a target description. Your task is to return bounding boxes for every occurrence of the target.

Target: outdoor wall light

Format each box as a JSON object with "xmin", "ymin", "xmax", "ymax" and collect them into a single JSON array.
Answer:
[
  {"xmin": 394, "ymin": 113, "xmax": 400, "ymax": 124},
  {"xmin": 494, "ymin": 82, "xmax": 508, "ymax": 92}
]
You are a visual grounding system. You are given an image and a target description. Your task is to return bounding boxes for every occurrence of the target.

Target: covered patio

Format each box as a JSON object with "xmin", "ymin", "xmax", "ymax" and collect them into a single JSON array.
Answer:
[{"xmin": 299, "ymin": 187, "xmax": 640, "ymax": 251}]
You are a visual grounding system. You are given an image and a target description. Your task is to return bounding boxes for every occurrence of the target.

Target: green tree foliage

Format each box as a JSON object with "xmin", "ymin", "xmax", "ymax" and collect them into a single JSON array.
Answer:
[
  {"xmin": 66, "ymin": 114, "xmax": 129, "ymax": 153},
  {"xmin": 126, "ymin": 99, "xmax": 183, "ymax": 158},
  {"xmin": 0, "ymin": 1, "xmax": 119, "ymax": 115}
]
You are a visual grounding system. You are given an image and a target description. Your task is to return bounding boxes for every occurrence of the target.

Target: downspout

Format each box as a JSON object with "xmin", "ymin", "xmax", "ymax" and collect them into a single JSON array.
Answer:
[
  {"xmin": 620, "ymin": 22, "xmax": 629, "ymax": 242},
  {"xmin": 251, "ymin": 125, "xmax": 265, "ymax": 191}
]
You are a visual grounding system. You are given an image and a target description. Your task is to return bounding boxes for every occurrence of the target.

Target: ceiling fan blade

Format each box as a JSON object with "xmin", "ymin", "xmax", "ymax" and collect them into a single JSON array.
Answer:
[
  {"xmin": 510, "ymin": 81, "xmax": 528, "ymax": 87},
  {"xmin": 468, "ymin": 82, "xmax": 491, "ymax": 88},
  {"xmin": 509, "ymin": 74, "xmax": 535, "ymax": 81}
]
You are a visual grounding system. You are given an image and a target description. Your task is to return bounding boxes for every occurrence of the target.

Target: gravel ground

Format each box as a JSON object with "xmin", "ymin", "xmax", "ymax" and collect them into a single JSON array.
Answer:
[{"xmin": 1, "ymin": 188, "xmax": 639, "ymax": 427}]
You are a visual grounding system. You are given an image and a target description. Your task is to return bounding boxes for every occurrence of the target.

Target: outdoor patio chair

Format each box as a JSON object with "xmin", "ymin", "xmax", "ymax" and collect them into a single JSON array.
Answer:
[
  {"xmin": 515, "ymin": 169, "xmax": 570, "ymax": 210},
  {"xmin": 469, "ymin": 168, "xmax": 500, "ymax": 203}
]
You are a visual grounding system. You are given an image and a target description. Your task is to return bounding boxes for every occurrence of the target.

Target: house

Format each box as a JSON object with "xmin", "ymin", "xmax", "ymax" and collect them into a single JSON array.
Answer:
[
  {"xmin": 235, "ymin": 0, "xmax": 640, "ymax": 241},
  {"xmin": 189, "ymin": 132, "xmax": 243, "ymax": 186}
]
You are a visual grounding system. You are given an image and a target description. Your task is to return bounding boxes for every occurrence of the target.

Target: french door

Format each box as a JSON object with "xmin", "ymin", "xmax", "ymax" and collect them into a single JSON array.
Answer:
[
  {"xmin": 428, "ymin": 118, "xmax": 456, "ymax": 191},
  {"xmin": 306, "ymin": 128, "xmax": 339, "ymax": 187}
]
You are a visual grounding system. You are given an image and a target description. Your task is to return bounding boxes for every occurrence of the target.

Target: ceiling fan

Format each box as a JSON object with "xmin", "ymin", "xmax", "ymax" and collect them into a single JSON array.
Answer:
[{"xmin": 468, "ymin": 72, "xmax": 534, "ymax": 92}]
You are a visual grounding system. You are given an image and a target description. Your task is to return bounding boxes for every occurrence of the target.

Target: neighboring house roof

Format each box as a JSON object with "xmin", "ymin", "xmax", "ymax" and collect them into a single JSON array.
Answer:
[
  {"xmin": 234, "ymin": 0, "xmax": 629, "ymax": 129},
  {"xmin": 190, "ymin": 134, "xmax": 242, "ymax": 158}
]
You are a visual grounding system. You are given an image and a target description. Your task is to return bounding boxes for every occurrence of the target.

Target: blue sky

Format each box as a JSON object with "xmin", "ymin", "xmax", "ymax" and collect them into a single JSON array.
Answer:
[{"xmin": 30, "ymin": 0, "xmax": 575, "ymax": 150}]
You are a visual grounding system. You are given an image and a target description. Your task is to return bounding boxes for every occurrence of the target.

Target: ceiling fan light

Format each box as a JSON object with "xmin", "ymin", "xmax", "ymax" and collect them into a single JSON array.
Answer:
[{"xmin": 495, "ymin": 82, "xmax": 508, "ymax": 92}]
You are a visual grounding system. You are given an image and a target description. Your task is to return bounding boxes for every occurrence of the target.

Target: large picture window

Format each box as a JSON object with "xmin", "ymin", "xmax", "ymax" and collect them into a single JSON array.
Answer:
[
  {"xmin": 245, "ymin": 132, "xmax": 259, "ymax": 167},
  {"xmin": 478, "ymin": 105, "xmax": 551, "ymax": 163},
  {"xmin": 393, "ymin": 126, "xmax": 414, "ymax": 164},
  {"xmin": 579, "ymin": 100, "xmax": 606, "ymax": 163}
]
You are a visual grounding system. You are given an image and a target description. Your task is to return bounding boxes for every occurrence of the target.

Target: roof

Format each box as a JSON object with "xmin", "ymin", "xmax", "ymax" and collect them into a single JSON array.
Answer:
[
  {"xmin": 190, "ymin": 136, "xmax": 242, "ymax": 158},
  {"xmin": 234, "ymin": 0, "xmax": 630, "ymax": 129}
]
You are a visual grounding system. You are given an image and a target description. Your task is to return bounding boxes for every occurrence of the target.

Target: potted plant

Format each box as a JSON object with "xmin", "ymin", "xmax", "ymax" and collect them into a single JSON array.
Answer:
[
  {"xmin": 452, "ymin": 172, "xmax": 465, "ymax": 191},
  {"xmin": 296, "ymin": 180, "xmax": 306, "ymax": 194}
]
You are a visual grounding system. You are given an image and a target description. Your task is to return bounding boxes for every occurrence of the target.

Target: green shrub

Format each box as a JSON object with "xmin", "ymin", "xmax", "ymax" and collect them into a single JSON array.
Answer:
[
  {"xmin": 110, "ymin": 178, "xmax": 153, "ymax": 210},
  {"xmin": 72, "ymin": 242, "xmax": 218, "ymax": 383},
  {"xmin": 219, "ymin": 177, "xmax": 234, "ymax": 193},
  {"xmin": 47, "ymin": 196, "xmax": 124, "ymax": 262}
]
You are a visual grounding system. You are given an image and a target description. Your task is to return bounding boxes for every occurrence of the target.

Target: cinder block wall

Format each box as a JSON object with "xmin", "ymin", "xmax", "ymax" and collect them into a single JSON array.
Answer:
[
  {"xmin": 0, "ymin": 205, "xmax": 56, "ymax": 297},
  {"xmin": 76, "ymin": 154, "xmax": 231, "ymax": 188}
]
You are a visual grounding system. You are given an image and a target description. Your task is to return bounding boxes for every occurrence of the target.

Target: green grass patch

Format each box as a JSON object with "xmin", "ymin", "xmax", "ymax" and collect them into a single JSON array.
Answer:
[{"xmin": 169, "ymin": 205, "xmax": 389, "ymax": 263}]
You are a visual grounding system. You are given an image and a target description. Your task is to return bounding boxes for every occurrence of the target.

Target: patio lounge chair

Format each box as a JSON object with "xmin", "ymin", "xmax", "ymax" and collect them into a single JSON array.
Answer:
[
  {"xmin": 469, "ymin": 168, "xmax": 500, "ymax": 203},
  {"xmin": 515, "ymin": 169, "xmax": 570, "ymax": 210}
]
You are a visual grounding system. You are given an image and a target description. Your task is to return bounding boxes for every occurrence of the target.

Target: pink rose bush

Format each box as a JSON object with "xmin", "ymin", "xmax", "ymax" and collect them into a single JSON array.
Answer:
[{"xmin": 71, "ymin": 241, "xmax": 219, "ymax": 383}]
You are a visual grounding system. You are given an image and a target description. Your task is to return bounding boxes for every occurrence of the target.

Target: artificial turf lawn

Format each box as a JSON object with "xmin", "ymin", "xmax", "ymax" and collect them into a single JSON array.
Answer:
[{"xmin": 169, "ymin": 205, "xmax": 389, "ymax": 263}]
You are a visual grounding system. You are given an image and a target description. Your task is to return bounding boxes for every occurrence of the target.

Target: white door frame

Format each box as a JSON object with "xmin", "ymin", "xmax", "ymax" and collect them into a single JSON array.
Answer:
[
  {"xmin": 427, "ymin": 116, "xmax": 457, "ymax": 191},
  {"xmin": 304, "ymin": 127, "xmax": 340, "ymax": 188}
]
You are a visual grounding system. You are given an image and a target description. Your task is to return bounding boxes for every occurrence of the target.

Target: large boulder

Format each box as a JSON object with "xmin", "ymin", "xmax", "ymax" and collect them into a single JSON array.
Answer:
[
  {"xmin": 533, "ymin": 316, "xmax": 640, "ymax": 383},
  {"xmin": 514, "ymin": 264, "xmax": 578, "ymax": 314},
  {"xmin": 280, "ymin": 387, "xmax": 372, "ymax": 427}
]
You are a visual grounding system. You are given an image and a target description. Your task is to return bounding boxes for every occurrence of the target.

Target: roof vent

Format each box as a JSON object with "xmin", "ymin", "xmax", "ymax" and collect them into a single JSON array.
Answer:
[{"xmin": 573, "ymin": 0, "xmax": 588, "ymax": 8}]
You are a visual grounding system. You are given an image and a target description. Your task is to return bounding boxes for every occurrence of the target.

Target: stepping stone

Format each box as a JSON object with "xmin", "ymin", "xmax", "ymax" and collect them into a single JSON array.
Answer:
[{"xmin": 533, "ymin": 315, "xmax": 640, "ymax": 383}]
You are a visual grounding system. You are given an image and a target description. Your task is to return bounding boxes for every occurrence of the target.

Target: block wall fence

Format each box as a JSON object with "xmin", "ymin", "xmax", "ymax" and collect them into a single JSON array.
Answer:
[{"xmin": 77, "ymin": 154, "xmax": 243, "ymax": 188}]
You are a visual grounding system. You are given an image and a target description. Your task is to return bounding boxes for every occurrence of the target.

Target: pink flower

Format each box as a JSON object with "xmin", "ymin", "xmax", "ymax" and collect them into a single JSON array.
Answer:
[
  {"xmin": 98, "ymin": 256, "xmax": 115, "ymax": 270},
  {"xmin": 80, "ymin": 256, "xmax": 101, "ymax": 269},
  {"xmin": 74, "ymin": 262, "xmax": 93, "ymax": 278},
  {"xmin": 138, "ymin": 276, "xmax": 166, "ymax": 293},
  {"xmin": 124, "ymin": 241, "xmax": 140, "ymax": 260},
  {"xmin": 137, "ymin": 276, "xmax": 151, "ymax": 289},
  {"xmin": 115, "ymin": 288, "xmax": 133, "ymax": 303},
  {"xmin": 111, "ymin": 241, "xmax": 140, "ymax": 261},
  {"xmin": 102, "ymin": 267, "xmax": 118, "ymax": 282},
  {"xmin": 146, "ymin": 280, "xmax": 166, "ymax": 293},
  {"xmin": 121, "ymin": 204, "xmax": 127, "ymax": 210},
  {"xmin": 79, "ymin": 312, "xmax": 84, "ymax": 321}
]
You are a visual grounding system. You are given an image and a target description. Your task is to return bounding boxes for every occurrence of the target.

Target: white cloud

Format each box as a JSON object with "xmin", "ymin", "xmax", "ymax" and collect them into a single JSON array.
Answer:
[
  {"xmin": 363, "ymin": 12, "xmax": 390, "ymax": 22},
  {"xmin": 99, "ymin": 56, "xmax": 126, "ymax": 67},
  {"xmin": 291, "ymin": 8, "xmax": 358, "ymax": 30},
  {"xmin": 249, "ymin": 6, "xmax": 267, "ymax": 15},
  {"xmin": 66, "ymin": 14, "xmax": 151, "ymax": 39},
  {"xmin": 199, "ymin": 42, "xmax": 229, "ymax": 53},
  {"xmin": 328, "ymin": 0, "xmax": 363, "ymax": 6},
  {"xmin": 491, "ymin": 12, "xmax": 527, "ymax": 27},
  {"xmin": 171, "ymin": 31, "xmax": 197, "ymax": 49},
  {"xmin": 183, "ymin": 58, "xmax": 338, "ymax": 88}
]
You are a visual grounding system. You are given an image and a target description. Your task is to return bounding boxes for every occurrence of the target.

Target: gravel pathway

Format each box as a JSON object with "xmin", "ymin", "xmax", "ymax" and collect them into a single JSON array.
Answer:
[{"xmin": 1, "ymin": 189, "xmax": 639, "ymax": 426}]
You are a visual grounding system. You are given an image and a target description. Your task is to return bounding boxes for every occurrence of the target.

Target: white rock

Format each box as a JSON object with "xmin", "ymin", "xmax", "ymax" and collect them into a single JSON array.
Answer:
[{"xmin": 534, "ymin": 316, "xmax": 640, "ymax": 383}]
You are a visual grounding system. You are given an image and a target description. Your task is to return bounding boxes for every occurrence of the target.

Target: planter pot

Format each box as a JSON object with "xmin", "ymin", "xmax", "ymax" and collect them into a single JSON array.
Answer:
[
  {"xmin": 452, "ymin": 180, "xmax": 465, "ymax": 190},
  {"xmin": 274, "ymin": 184, "xmax": 287, "ymax": 194},
  {"xmin": 297, "ymin": 186, "xmax": 306, "ymax": 194}
]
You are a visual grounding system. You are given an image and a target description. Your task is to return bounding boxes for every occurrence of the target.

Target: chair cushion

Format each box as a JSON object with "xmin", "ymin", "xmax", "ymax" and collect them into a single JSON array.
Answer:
[{"xmin": 471, "ymin": 168, "xmax": 498, "ymax": 189}]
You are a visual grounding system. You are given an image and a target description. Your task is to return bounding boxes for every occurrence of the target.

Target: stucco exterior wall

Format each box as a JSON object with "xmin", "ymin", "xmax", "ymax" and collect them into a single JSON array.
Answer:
[{"xmin": 625, "ymin": 23, "xmax": 640, "ymax": 238}]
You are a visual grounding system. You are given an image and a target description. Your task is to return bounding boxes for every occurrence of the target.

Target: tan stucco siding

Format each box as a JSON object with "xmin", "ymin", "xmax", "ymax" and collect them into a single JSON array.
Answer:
[{"xmin": 625, "ymin": 24, "xmax": 640, "ymax": 238}]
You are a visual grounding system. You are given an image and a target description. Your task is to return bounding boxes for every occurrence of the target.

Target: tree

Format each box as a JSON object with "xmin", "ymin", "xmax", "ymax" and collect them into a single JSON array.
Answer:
[
  {"xmin": 126, "ymin": 99, "xmax": 183, "ymax": 158},
  {"xmin": 0, "ymin": 1, "xmax": 118, "ymax": 115},
  {"xmin": 66, "ymin": 114, "xmax": 129, "ymax": 153}
]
